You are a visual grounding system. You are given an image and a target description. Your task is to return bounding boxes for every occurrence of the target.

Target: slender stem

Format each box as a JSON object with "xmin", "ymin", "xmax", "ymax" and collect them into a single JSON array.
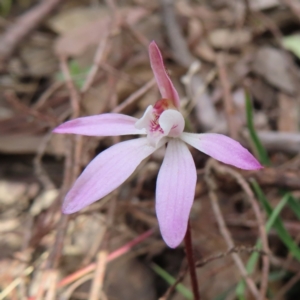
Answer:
[{"xmin": 184, "ymin": 221, "xmax": 200, "ymax": 300}]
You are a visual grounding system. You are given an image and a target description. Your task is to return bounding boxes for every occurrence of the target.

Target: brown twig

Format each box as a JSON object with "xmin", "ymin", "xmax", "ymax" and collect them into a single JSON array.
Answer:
[
  {"xmin": 184, "ymin": 221, "xmax": 200, "ymax": 300},
  {"xmin": 0, "ymin": 0, "xmax": 61, "ymax": 65},
  {"xmin": 161, "ymin": 0, "xmax": 195, "ymax": 67},
  {"xmin": 33, "ymin": 131, "xmax": 56, "ymax": 190},
  {"xmin": 196, "ymin": 246, "xmax": 268, "ymax": 268},
  {"xmin": 0, "ymin": 266, "xmax": 34, "ymax": 300},
  {"xmin": 161, "ymin": 246, "xmax": 269, "ymax": 300},
  {"xmin": 59, "ymin": 57, "xmax": 81, "ymax": 119},
  {"xmin": 44, "ymin": 270, "xmax": 59, "ymax": 300},
  {"xmin": 100, "ymin": 63, "xmax": 142, "ymax": 85},
  {"xmin": 72, "ymin": 135, "xmax": 84, "ymax": 182},
  {"xmin": 112, "ymin": 78, "xmax": 156, "ymax": 113},
  {"xmin": 205, "ymin": 159, "xmax": 260, "ymax": 299},
  {"xmin": 274, "ymin": 270, "xmax": 300, "ymax": 300},
  {"xmin": 62, "ymin": 274, "xmax": 94, "ymax": 300},
  {"xmin": 4, "ymin": 90, "xmax": 58, "ymax": 126},
  {"xmin": 159, "ymin": 264, "xmax": 188, "ymax": 300},
  {"xmin": 161, "ymin": 0, "xmax": 218, "ymax": 130},
  {"xmin": 88, "ymin": 251, "xmax": 108, "ymax": 300},
  {"xmin": 123, "ymin": 21, "xmax": 149, "ymax": 49},
  {"xmin": 32, "ymin": 81, "xmax": 64, "ymax": 110},
  {"xmin": 216, "ymin": 54, "xmax": 238, "ymax": 140},
  {"xmin": 270, "ymin": 255, "xmax": 300, "ymax": 273},
  {"xmin": 57, "ymin": 229, "xmax": 154, "ymax": 288},
  {"xmin": 81, "ymin": 27, "xmax": 111, "ymax": 94},
  {"xmin": 81, "ymin": 217, "xmax": 107, "ymax": 266},
  {"xmin": 244, "ymin": 131, "xmax": 300, "ymax": 155},
  {"xmin": 283, "ymin": 0, "xmax": 300, "ymax": 21},
  {"xmin": 208, "ymin": 160, "xmax": 270, "ymax": 300},
  {"xmin": 46, "ymin": 57, "xmax": 82, "ymax": 272}
]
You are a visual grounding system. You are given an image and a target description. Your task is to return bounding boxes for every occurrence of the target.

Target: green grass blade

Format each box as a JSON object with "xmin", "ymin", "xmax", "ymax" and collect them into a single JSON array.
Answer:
[
  {"xmin": 245, "ymin": 91, "xmax": 270, "ymax": 166},
  {"xmin": 151, "ymin": 263, "xmax": 193, "ymax": 299},
  {"xmin": 268, "ymin": 270, "xmax": 288, "ymax": 282},
  {"xmin": 282, "ymin": 34, "xmax": 300, "ymax": 59},
  {"xmin": 56, "ymin": 60, "xmax": 90, "ymax": 89},
  {"xmin": 214, "ymin": 285, "xmax": 236, "ymax": 300},
  {"xmin": 252, "ymin": 180, "xmax": 300, "ymax": 261},
  {"xmin": 235, "ymin": 191, "xmax": 290, "ymax": 298},
  {"xmin": 287, "ymin": 194, "xmax": 300, "ymax": 220},
  {"xmin": 0, "ymin": 0, "xmax": 12, "ymax": 17}
]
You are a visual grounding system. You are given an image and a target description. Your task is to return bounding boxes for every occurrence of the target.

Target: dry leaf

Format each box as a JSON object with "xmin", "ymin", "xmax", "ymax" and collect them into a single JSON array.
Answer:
[
  {"xmin": 30, "ymin": 189, "xmax": 59, "ymax": 216},
  {"xmin": 54, "ymin": 7, "xmax": 149, "ymax": 57},
  {"xmin": 252, "ymin": 47, "xmax": 296, "ymax": 94},
  {"xmin": 209, "ymin": 29, "xmax": 252, "ymax": 50},
  {"xmin": 278, "ymin": 93, "xmax": 298, "ymax": 132},
  {"xmin": 48, "ymin": 6, "xmax": 109, "ymax": 34}
]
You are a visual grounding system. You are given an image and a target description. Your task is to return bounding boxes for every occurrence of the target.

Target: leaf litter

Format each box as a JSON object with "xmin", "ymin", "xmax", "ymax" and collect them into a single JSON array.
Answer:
[{"xmin": 0, "ymin": 0, "xmax": 300, "ymax": 299}]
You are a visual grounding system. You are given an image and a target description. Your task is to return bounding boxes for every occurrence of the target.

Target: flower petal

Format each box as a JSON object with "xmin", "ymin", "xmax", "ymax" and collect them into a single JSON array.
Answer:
[
  {"xmin": 149, "ymin": 41, "xmax": 180, "ymax": 109},
  {"xmin": 63, "ymin": 138, "xmax": 157, "ymax": 214},
  {"xmin": 159, "ymin": 109, "xmax": 185, "ymax": 138},
  {"xmin": 53, "ymin": 114, "xmax": 146, "ymax": 136},
  {"xmin": 181, "ymin": 133, "xmax": 262, "ymax": 170},
  {"xmin": 156, "ymin": 139, "xmax": 197, "ymax": 248}
]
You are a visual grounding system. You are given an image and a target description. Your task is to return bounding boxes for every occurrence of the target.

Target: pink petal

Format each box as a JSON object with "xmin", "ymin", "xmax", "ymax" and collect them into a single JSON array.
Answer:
[
  {"xmin": 181, "ymin": 133, "xmax": 262, "ymax": 170},
  {"xmin": 149, "ymin": 41, "xmax": 180, "ymax": 109},
  {"xmin": 63, "ymin": 138, "xmax": 157, "ymax": 214},
  {"xmin": 156, "ymin": 139, "xmax": 197, "ymax": 248},
  {"xmin": 53, "ymin": 114, "xmax": 146, "ymax": 136}
]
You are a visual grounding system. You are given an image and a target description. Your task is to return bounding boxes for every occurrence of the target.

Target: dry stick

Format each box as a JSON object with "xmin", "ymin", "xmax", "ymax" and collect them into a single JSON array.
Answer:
[
  {"xmin": 46, "ymin": 57, "xmax": 82, "ymax": 272},
  {"xmin": 161, "ymin": 0, "xmax": 195, "ymax": 67},
  {"xmin": 0, "ymin": 267, "xmax": 34, "ymax": 300},
  {"xmin": 271, "ymin": 255, "xmax": 300, "ymax": 274},
  {"xmin": 45, "ymin": 270, "xmax": 59, "ymax": 300},
  {"xmin": 184, "ymin": 221, "xmax": 200, "ymax": 300},
  {"xmin": 123, "ymin": 21, "xmax": 149, "ymax": 48},
  {"xmin": 196, "ymin": 246, "xmax": 268, "ymax": 268},
  {"xmin": 63, "ymin": 274, "xmax": 94, "ymax": 300},
  {"xmin": 4, "ymin": 90, "xmax": 58, "ymax": 125},
  {"xmin": 160, "ymin": 265, "xmax": 188, "ymax": 300},
  {"xmin": 243, "ymin": 0, "xmax": 251, "ymax": 17},
  {"xmin": 274, "ymin": 270, "xmax": 300, "ymax": 300},
  {"xmin": 184, "ymin": 67, "xmax": 217, "ymax": 117},
  {"xmin": 82, "ymin": 221, "xmax": 107, "ymax": 266},
  {"xmin": 161, "ymin": 0, "xmax": 218, "ymax": 130},
  {"xmin": 60, "ymin": 57, "xmax": 81, "ymax": 119},
  {"xmin": 81, "ymin": 28, "xmax": 111, "ymax": 94},
  {"xmin": 32, "ymin": 81, "xmax": 64, "ymax": 110},
  {"xmin": 88, "ymin": 195, "xmax": 116, "ymax": 299},
  {"xmin": 112, "ymin": 78, "xmax": 156, "ymax": 113},
  {"xmin": 205, "ymin": 160, "xmax": 260, "ymax": 299},
  {"xmin": 0, "ymin": 0, "xmax": 61, "ymax": 64},
  {"xmin": 100, "ymin": 63, "xmax": 142, "ymax": 85},
  {"xmin": 283, "ymin": 0, "xmax": 300, "ymax": 21},
  {"xmin": 211, "ymin": 162, "xmax": 270, "ymax": 300},
  {"xmin": 243, "ymin": 130, "xmax": 300, "ymax": 156},
  {"xmin": 57, "ymin": 229, "xmax": 154, "ymax": 288},
  {"xmin": 72, "ymin": 134, "xmax": 83, "ymax": 182},
  {"xmin": 88, "ymin": 251, "xmax": 108, "ymax": 300},
  {"xmin": 81, "ymin": 0, "xmax": 120, "ymax": 94},
  {"xmin": 33, "ymin": 132, "xmax": 56, "ymax": 190},
  {"xmin": 161, "ymin": 246, "xmax": 268, "ymax": 300},
  {"xmin": 216, "ymin": 54, "xmax": 238, "ymax": 140}
]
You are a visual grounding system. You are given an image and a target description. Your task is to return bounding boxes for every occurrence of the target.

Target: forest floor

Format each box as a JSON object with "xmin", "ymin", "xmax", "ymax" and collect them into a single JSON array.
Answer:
[{"xmin": 1, "ymin": 0, "xmax": 300, "ymax": 299}]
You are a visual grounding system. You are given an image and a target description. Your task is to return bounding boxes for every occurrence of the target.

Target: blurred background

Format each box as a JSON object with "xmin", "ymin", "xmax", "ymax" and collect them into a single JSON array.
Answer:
[{"xmin": 0, "ymin": 0, "xmax": 300, "ymax": 299}]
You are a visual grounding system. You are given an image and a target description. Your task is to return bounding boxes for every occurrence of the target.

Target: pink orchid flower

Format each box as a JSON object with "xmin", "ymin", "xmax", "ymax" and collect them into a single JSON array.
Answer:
[{"xmin": 53, "ymin": 41, "xmax": 262, "ymax": 248}]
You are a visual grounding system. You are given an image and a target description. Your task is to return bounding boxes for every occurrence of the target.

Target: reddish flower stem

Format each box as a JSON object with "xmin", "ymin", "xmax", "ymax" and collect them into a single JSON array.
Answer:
[{"xmin": 184, "ymin": 221, "xmax": 200, "ymax": 300}]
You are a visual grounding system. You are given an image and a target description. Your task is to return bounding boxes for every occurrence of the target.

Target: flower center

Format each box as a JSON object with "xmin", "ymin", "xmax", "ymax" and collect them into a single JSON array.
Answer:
[
  {"xmin": 149, "ymin": 98, "xmax": 174, "ymax": 134},
  {"xmin": 135, "ymin": 98, "xmax": 184, "ymax": 147}
]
